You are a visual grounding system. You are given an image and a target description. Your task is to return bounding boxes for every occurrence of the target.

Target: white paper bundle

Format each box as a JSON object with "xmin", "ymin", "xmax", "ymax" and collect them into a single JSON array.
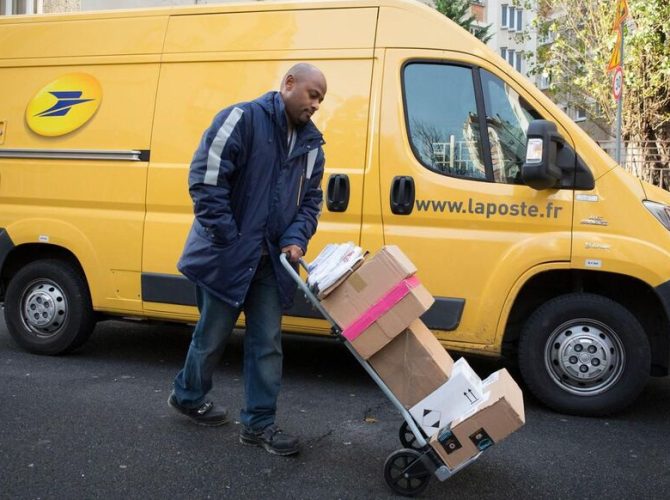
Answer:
[{"xmin": 307, "ymin": 242, "xmax": 365, "ymax": 297}]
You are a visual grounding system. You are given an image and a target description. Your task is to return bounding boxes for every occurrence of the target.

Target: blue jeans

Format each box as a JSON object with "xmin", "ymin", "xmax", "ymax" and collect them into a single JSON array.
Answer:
[{"xmin": 173, "ymin": 256, "xmax": 283, "ymax": 430}]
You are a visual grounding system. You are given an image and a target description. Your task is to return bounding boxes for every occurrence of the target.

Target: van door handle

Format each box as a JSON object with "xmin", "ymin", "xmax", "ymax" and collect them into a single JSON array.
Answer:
[
  {"xmin": 327, "ymin": 174, "xmax": 350, "ymax": 212},
  {"xmin": 390, "ymin": 176, "xmax": 415, "ymax": 215}
]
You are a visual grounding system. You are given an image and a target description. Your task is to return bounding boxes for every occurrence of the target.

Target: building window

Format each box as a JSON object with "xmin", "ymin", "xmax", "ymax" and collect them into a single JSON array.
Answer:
[
  {"xmin": 515, "ymin": 52, "xmax": 523, "ymax": 72},
  {"xmin": 575, "ymin": 108, "xmax": 587, "ymax": 122},
  {"xmin": 1, "ymin": 0, "xmax": 39, "ymax": 15},
  {"xmin": 500, "ymin": 47, "xmax": 507, "ymax": 60},
  {"xmin": 508, "ymin": 7, "xmax": 516, "ymax": 31},
  {"xmin": 501, "ymin": 4, "xmax": 507, "ymax": 28},
  {"xmin": 516, "ymin": 9, "xmax": 523, "ymax": 31},
  {"xmin": 507, "ymin": 49, "xmax": 515, "ymax": 67},
  {"xmin": 539, "ymin": 73, "xmax": 551, "ymax": 90}
]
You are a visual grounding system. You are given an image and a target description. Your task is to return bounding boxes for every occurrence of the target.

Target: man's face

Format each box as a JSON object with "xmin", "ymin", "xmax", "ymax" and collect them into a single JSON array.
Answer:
[{"xmin": 282, "ymin": 73, "xmax": 326, "ymax": 127}]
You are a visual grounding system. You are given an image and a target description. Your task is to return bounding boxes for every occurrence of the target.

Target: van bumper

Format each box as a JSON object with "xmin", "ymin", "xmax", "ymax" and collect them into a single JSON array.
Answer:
[
  {"xmin": 0, "ymin": 228, "xmax": 13, "ymax": 272},
  {"xmin": 0, "ymin": 228, "xmax": 15, "ymax": 299},
  {"xmin": 653, "ymin": 280, "xmax": 670, "ymax": 375}
]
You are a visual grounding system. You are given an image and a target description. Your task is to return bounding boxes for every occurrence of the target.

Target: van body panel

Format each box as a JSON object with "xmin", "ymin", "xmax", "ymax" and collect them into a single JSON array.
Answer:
[
  {"xmin": 144, "ymin": 7, "xmax": 376, "ymax": 313},
  {"xmin": 0, "ymin": 16, "xmax": 168, "ymax": 59},
  {"xmin": 0, "ymin": 64, "xmax": 159, "ymax": 149},
  {"xmin": 0, "ymin": 24, "xmax": 161, "ymax": 312},
  {"xmin": 3, "ymin": 215, "xmax": 142, "ymax": 312},
  {"xmin": 164, "ymin": 8, "xmax": 378, "ymax": 53},
  {"xmin": 0, "ymin": 55, "xmax": 162, "ymax": 69},
  {"xmin": 493, "ymin": 261, "xmax": 572, "ymax": 348},
  {"xmin": 572, "ymin": 168, "xmax": 670, "ymax": 285}
]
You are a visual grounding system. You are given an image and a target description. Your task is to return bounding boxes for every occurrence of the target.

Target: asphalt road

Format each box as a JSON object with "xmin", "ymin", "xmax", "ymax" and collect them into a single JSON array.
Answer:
[{"xmin": 1, "ymin": 312, "xmax": 670, "ymax": 500}]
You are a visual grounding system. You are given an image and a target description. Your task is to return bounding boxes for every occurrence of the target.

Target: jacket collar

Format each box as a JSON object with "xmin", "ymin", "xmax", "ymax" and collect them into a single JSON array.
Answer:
[{"xmin": 256, "ymin": 91, "xmax": 325, "ymax": 146}]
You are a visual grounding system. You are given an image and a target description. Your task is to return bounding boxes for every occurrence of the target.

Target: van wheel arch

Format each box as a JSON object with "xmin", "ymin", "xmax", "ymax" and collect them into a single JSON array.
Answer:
[
  {"xmin": 2, "ymin": 243, "xmax": 88, "ymax": 293},
  {"xmin": 503, "ymin": 269, "xmax": 669, "ymax": 377}
]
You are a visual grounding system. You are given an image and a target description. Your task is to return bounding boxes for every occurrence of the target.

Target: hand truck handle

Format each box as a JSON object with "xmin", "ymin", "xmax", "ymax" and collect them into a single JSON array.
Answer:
[{"xmin": 279, "ymin": 252, "xmax": 341, "ymax": 333}]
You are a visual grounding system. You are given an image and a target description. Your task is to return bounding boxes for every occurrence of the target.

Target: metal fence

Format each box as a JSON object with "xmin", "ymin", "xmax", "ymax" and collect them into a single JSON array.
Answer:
[{"xmin": 598, "ymin": 140, "xmax": 670, "ymax": 190}]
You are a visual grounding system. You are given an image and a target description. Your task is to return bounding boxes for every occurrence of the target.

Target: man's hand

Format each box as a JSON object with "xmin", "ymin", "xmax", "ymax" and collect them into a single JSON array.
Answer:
[{"xmin": 281, "ymin": 245, "xmax": 304, "ymax": 263}]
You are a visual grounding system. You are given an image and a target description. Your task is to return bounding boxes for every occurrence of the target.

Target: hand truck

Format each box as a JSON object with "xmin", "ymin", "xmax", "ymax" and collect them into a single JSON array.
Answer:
[{"xmin": 280, "ymin": 253, "xmax": 482, "ymax": 497}]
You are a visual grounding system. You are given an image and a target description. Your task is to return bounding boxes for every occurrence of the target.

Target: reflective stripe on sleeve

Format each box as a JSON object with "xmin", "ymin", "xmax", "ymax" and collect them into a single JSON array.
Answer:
[
  {"xmin": 306, "ymin": 148, "xmax": 319, "ymax": 180},
  {"xmin": 204, "ymin": 107, "xmax": 244, "ymax": 186}
]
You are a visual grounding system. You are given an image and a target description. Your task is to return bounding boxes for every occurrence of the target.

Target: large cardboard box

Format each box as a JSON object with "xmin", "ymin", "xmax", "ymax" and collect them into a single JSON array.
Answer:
[
  {"xmin": 321, "ymin": 246, "xmax": 434, "ymax": 359},
  {"xmin": 369, "ymin": 319, "xmax": 454, "ymax": 408},
  {"xmin": 409, "ymin": 357, "xmax": 485, "ymax": 437},
  {"xmin": 429, "ymin": 368, "xmax": 525, "ymax": 470},
  {"xmin": 344, "ymin": 282, "xmax": 434, "ymax": 359},
  {"xmin": 321, "ymin": 245, "xmax": 417, "ymax": 326}
]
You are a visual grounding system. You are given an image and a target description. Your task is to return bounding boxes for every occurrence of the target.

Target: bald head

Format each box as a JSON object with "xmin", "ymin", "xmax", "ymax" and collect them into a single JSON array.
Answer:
[{"xmin": 280, "ymin": 63, "xmax": 327, "ymax": 127}]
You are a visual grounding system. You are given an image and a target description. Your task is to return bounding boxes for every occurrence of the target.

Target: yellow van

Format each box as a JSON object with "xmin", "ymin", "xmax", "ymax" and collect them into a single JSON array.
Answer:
[{"xmin": 1, "ymin": 0, "xmax": 669, "ymax": 416}]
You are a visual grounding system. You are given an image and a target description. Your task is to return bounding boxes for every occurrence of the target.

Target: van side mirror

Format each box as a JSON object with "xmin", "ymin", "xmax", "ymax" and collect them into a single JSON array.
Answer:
[
  {"xmin": 521, "ymin": 120, "xmax": 595, "ymax": 191},
  {"xmin": 521, "ymin": 120, "xmax": 563, "ymax": 190}
]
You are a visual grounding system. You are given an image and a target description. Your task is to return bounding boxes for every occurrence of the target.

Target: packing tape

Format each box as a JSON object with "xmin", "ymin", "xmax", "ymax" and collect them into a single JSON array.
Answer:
[{"xmin": 342, "ymin": 276, "xmax": 421, "ymax": 342}]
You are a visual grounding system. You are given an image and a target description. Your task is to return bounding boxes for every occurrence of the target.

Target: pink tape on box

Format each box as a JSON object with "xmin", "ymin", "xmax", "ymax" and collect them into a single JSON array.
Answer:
[{"xmin": 342, "ymin": 275, "xmax": 421, "ymax": 342}]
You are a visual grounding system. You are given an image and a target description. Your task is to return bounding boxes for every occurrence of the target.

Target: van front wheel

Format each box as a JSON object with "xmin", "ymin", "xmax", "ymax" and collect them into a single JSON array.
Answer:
[
  {"xmin": 518, "ymin": 293, "xmax": 650, "ymax": 416},
  {"xmin": 4, "ymin": 259, "xmax": 95, "ymax": 355}
]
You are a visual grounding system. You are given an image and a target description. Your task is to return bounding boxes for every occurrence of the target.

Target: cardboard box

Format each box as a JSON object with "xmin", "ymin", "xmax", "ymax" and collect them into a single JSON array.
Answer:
[
  {"xmin": 321, "ymin": 245, "xmax": 418, "ymax": 327},
  {"xmin": 369, "ymin": 319, "xmax": 454, "ymax": 408},
  {"xmin": 321, "ymin": 245, "xmax": 434, "ymax": 359},
  {"xmin": 344, "ymin": 282, "xmax": 434, "ymax": 359},
  {"xmin": 429, "ymin": 368, "xmax": 525, "ymax": 470},
  {"xmin": 409, "ymin": 358, "xmax": 484, "ymax": 437}
]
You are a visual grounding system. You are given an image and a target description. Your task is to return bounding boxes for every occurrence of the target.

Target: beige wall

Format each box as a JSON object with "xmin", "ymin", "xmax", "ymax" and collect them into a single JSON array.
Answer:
[{"xmin": 43, "ymin": 0, "xmax": 81, "ymax": 13}]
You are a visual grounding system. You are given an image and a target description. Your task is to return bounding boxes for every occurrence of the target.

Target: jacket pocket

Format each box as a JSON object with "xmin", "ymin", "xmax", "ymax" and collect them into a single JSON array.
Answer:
[{"xmin": 194, "ymin": 220, "xmax": 240, "ymax": 249}]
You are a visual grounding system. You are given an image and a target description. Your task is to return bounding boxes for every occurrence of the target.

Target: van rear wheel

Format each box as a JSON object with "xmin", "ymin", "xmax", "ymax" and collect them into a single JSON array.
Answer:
[
  {"xmin": 4, "ymin": 259, "xmax": 95, "ymax": 355},
  {"xmin": 517, "ymin": 293, "xmax": 650, "ymax": 416}
]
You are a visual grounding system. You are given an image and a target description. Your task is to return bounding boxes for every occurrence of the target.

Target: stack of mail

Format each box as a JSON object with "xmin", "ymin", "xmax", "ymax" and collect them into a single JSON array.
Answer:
[{"xmin": 307, "ymin": 242, "xmax": 365, "ymax": 298}]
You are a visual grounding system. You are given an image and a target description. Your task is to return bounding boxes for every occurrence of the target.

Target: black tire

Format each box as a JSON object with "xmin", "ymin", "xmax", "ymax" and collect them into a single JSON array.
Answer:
[
  {"xmin": 4, "ymin": 259, "xmax": 96, "ymax": 355},
  {"xmin": 518, "ymin": 292, "xmax": 650, "ymax": 416},
  {"xmin": 383, "ymin": 448, "xmax": 431, "ymax": 497}
]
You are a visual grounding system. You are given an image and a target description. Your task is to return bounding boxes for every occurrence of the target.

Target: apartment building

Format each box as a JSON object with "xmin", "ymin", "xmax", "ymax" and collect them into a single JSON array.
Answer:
[
  {"xmin": 0, "ymin": 0, "xmax": 81, "ymax": 14},
  {"xmin": 470, "ymin": 1, "xmax": 540, "ymax": 86}
]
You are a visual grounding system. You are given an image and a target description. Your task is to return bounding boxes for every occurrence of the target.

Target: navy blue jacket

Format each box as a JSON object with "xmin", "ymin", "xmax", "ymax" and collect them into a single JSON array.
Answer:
[{"xmin": 178, "ymin": 91, "xmax": 325, "ymax": 309}]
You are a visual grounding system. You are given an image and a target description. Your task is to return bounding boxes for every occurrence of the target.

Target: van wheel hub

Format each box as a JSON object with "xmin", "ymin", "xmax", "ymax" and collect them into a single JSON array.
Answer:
[
  {"xmin": 21, "ymin": 280, "xmax": 67, "ymax": 337},
  {"xmin": 545, "ymin": 320, "xmax": 625, "ymax": 396}
]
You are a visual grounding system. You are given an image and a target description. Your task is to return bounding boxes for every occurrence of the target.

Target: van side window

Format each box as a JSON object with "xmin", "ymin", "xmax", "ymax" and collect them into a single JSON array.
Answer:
[
  {"xmin": 403, "ymin": 63, "xmax": 487, "ymax": 180},
  {"xmin": 480, "ymin": 69, "xmax": 541, "ymax": 184}
]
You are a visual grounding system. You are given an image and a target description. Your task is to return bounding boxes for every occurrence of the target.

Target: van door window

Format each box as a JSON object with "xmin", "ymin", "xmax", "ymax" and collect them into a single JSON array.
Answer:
[
  {"xmin": 480, "ymin": 69, "xmax": 541, "ymax": 184},
  {"xmin": 403, "ymin": 63, "xmax": 486, "ymax": 180}
]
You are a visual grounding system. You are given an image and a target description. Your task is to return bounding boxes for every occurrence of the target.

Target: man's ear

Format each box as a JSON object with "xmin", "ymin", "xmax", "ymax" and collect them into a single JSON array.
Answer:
[{"xmin": 284, "ymin": 74, "xmax": 295, "ymax": 91}]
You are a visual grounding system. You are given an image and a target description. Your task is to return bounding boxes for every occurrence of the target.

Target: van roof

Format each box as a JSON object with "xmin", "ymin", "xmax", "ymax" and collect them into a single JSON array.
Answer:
[
  {"xmin": 0, "ymin": 0, "xmax": 495, "ymax": 60},
  {"xmin": 1, "ymin": 0, "xmax": 436, "ymax": 21}
]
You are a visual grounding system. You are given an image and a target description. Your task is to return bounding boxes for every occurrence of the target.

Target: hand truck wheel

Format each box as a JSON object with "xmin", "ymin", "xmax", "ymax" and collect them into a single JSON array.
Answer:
[
  {"xmin": 383, "ymin": 448, "xmax": 432, "ymax": 497},
  {"xmin": 399, "ymin": 421, "xmax": 426, "ymax": 451}
]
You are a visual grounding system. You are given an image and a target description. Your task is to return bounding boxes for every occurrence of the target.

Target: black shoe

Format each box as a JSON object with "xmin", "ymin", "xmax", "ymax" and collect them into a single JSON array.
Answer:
[
  {"xmin": 167, "ymin": 393, "xmax": 229, "ymax": 427},
  {"xmin": 239, "ymin": 424, "xmax": 300, "ymax": 456}
]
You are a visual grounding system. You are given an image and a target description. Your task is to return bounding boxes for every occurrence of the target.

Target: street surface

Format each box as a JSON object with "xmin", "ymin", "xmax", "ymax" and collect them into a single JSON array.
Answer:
[{"xmin": 1, "ymin": 312, "xmax": 670, "ymax": 499}]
